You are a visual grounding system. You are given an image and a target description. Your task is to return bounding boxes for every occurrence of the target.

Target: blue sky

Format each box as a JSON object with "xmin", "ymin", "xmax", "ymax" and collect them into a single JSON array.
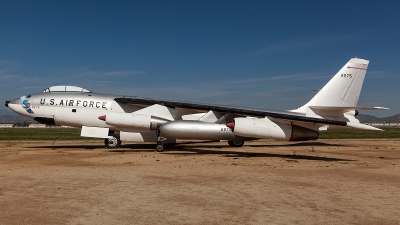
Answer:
[{"xmin": 1, "ymin": 0, "xmax": 399, "ymax": 117}]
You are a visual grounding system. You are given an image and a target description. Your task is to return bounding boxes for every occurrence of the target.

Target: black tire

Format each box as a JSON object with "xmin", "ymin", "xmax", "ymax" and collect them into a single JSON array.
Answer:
[
  {"xmin": 105, "ymin": 134, "xmax": 121, "ymax": 149},
  {"xmin": 156, "ymin": 141, "xmax": 164, "ymax": 152},
  {"xmin": 228, "ymin": 140, "xmax": 244, "ymax": 147}
]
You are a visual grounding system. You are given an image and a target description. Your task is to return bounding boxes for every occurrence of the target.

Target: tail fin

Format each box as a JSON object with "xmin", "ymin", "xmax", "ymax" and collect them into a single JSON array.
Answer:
[
  {"xmin": 292, "ymin": 58, "xmax": 388, "ymax": 131},
  {"xmin": 297, "ymin": 58, "xmax": 369, "ymax": 112}
]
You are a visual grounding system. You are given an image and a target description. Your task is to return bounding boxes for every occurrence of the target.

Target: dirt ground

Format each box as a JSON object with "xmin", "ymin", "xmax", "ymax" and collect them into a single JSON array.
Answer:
[{"xmin": 0, "ymin": 139, "xmax": 399, "ymax": 225}]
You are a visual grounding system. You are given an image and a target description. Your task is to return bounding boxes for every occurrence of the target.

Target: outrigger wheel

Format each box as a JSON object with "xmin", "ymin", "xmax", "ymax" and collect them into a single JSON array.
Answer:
[
  {"xmin": 105, "ymin": 133, "xmax": 121, "ymax": 149},
  {"xmin": 228, "ymin": 140, "xmax": 244, "ymax": 147}
]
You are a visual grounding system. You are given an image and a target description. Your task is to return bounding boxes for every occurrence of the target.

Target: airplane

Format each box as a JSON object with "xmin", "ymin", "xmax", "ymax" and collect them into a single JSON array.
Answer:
[{"xmin": 5, "ymin": 58, "xmax": 387, "ymax": 151}]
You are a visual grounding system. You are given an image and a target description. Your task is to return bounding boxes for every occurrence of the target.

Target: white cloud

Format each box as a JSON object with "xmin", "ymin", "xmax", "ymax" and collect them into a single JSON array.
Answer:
[
  {"xmin": 243, "ymin": 32, "xmax": 367, "ymax": 57},
  {"xmin": 106, "ymin": 71, "xmax": 146, "ymax": 76},
  {"xmin": 74, "ymin": 69, "xmax": 146, "ymax": 78},
  {"xmin": 0, "ymin": 74, "xmax": 19, "ymax": 80},
  {"xmin": 228, "ymin": 73, "xmax": 329, "ymax": 85},
  {"xmin": 17, "ymin": 86, "xmax": 43, "ymax": 90},
  {"xmin": 365, "ymin": 70, "xmax": 393, "ymax": 79}
]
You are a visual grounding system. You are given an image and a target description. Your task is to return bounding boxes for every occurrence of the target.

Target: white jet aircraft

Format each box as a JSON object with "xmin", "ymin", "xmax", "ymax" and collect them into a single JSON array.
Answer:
[{"xmin": 5, "ymin": 58, "xmax": 387, "ymax": 151}]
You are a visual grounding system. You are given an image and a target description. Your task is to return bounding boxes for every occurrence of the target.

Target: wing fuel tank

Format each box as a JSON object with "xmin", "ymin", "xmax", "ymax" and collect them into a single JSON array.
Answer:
[{"xmin": 160, "ymin": 121, "xmax": 245, "ymax": 141}]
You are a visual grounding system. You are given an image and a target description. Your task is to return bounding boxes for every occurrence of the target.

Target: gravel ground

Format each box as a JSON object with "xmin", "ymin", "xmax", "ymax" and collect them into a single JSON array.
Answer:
[{"xmin": 0, "ymin": 139, "xmax": 399, "ymax": 225}]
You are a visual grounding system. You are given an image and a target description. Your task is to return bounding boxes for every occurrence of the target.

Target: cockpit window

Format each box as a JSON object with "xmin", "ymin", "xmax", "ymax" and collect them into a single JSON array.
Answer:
[{"xmin": 42, "ymin": 86, "xmax": 92, "ymax": 93}]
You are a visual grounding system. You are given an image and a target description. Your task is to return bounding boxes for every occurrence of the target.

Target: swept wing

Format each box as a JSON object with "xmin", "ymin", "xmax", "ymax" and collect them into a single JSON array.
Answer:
[{"xmin": 114, "ymin": 97, "xmax": 347, "ymax": 126}]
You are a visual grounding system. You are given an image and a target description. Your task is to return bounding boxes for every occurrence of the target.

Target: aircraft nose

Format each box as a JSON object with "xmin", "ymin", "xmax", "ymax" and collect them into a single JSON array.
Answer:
[
  {"xmin": 8, "ymin": 96, "xmax": 35, "ymax": 117},
  {"xmin": 7, "ymin": 97, "xmax": 22, "ymax": 111},
  {"xmin": 9, "ymin": 97, "xmax": 21, "ymax": 105}
]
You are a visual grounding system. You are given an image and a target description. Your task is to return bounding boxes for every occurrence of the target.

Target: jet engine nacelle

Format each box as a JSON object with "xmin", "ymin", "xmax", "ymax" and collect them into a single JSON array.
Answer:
[
  {"xmin": 229, "ymin": 117, "xmax": 318, "ymax": 141},
  {"xmin": 101, "ymin": 112, "xmax": 169, "ymax": 132}
]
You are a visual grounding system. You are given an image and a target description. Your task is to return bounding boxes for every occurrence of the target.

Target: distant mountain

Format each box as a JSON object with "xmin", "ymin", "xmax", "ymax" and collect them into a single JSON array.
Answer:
[
  {"xmin": 0, "ymin": 109, "xmax": 12, "ymax": 115},
  {"xmin": 357, "ymin": 114, "xmax": 400, "ymax": 123},
  {"xmin": 356, "ymin": 114, "xmax": 379, "ymax": 123},
  {"xmin": 379, "ymin": 114, "xmax": 400, "ymax": 123},
  {"xmin": 0, "ymin": 115, "xmax": 37, "ymax": 124}
]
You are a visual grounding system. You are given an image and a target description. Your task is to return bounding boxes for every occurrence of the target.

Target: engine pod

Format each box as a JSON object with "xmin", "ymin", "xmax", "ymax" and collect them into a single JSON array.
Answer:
[
  {"xmin": 232, "ymin": 117, "xmax": 318, "ymax": 141},
  {"xmin": 290, "ymin": 125, "xmax": 319, "ymax": 141},
  {"xmin": 104, "ymin": 112, "xmax": 152, "ymax": 132}
]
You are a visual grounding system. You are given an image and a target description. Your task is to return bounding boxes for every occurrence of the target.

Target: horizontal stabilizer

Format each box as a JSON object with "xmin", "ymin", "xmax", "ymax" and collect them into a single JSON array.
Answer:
[
  {"xmin": 346, "ymin": 122, "xmax": 383, "ymax": 131},
  {"xmin": 309, "ymin": 106, "xmax": 389, "ymax": 112}
]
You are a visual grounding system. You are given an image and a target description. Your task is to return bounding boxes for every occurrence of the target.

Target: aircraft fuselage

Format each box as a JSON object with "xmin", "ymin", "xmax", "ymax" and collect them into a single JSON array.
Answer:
[{"xmin": 8, "ymin": 92, "xmax": 124, "ymax": 128}]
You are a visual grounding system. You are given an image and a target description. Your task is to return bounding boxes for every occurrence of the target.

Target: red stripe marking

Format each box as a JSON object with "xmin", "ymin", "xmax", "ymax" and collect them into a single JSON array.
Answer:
[{"xmin": 347, "ymin": 66, "xmax": 367, "ymax": 70}]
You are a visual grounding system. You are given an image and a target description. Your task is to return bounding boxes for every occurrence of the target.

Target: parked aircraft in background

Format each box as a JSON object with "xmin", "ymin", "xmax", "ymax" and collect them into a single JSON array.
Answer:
[{"xmin": 5, "ymin": 58, "xmax": 387, "ymax": 151}]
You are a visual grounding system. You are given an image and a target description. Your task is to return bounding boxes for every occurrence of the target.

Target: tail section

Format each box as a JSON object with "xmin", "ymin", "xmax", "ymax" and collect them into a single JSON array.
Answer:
[
  {"xmin": 297, "ymin": 58, "xmax": 369, "ymax": 112},
  {"xmin": 292, "ymin": 58, "xmax": 388, "ymax": 131}
]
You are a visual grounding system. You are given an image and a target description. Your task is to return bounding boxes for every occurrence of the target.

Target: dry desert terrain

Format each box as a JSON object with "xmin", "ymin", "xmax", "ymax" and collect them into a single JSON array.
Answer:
[{"xmin": 1, "ymin": 139, "xmax": 400, "ymax": 225}]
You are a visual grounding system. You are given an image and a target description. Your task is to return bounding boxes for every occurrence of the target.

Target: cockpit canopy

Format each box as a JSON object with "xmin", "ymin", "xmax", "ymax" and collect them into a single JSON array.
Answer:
[{"xmin": 42, "ymin": 86, "xmax": 91, "ymax": 93}]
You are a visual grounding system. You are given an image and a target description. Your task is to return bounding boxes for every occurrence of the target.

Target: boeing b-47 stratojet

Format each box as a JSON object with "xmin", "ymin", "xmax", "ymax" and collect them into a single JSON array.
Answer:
[{"xmin": 5, "ymin": 58, "xmax": 387, "ymax": 151}]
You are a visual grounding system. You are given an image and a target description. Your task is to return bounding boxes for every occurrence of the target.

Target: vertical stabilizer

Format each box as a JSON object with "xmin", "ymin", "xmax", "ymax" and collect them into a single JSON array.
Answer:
[{"xmin": 296, "ymin": 58, "xmax": 369, "ymax": 112}]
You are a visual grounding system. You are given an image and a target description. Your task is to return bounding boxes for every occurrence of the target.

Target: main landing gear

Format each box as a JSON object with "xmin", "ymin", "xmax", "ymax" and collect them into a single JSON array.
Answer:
[
  {"xmin": 103, "ymin": 132, "xmax": 244, "ymax": 150},
  {"xmin": 105, "ymin": 133, "xmax": 121, "ymax": 149},
  {"xmin": 155, "ymin": 139, "xmax": 244, "ymax": 152},
  {"xmin": 156, "ymin": 136, "xmax": 167, "ymax": 152},
  {"xmin": 228, "ymin": 140, "xmax": 244, "ymax": 147}
]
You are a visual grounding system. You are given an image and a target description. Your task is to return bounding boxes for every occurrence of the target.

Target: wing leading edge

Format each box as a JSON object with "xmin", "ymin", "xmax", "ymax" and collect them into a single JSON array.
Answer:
[{"xmin": 114, "ymin": 97, "xmax": 347, "ymax": 126}]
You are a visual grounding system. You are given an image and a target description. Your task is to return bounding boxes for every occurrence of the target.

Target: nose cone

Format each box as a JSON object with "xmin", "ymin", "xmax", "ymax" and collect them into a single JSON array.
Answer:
[
  {"xmin": 159, "ymin": 122, "xmax": 177, "ymax": 138},
  {"xmin": 9, "ymin": 97, "xmax": 21, "ymax": 105},
  {"xmin": 7, "ymin": 97, "xmax": 21, "ymax": 112},
  {"xmin": 7, "ymin": 97, "xmax": 34, "ymax": 117}
]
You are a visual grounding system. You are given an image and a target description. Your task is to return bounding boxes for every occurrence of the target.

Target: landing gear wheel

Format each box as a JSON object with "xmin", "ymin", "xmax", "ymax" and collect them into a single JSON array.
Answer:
[
  {"xmin": 156, "ymin": 141, "xmax": 164, "ymax": 152},
  {"xmin": 105, "ymin": 134, "xmax": 121, "ymax": 149},
  {"xmin": 228, "ymin": 140, "xmax": 244, "ymax": 147}
]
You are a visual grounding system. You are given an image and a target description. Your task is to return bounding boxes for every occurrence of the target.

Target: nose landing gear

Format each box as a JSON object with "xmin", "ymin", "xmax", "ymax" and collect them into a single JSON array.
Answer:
[{"xmin": 105, "ymin": 133, "xmax": 121, "ymax": 149}]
